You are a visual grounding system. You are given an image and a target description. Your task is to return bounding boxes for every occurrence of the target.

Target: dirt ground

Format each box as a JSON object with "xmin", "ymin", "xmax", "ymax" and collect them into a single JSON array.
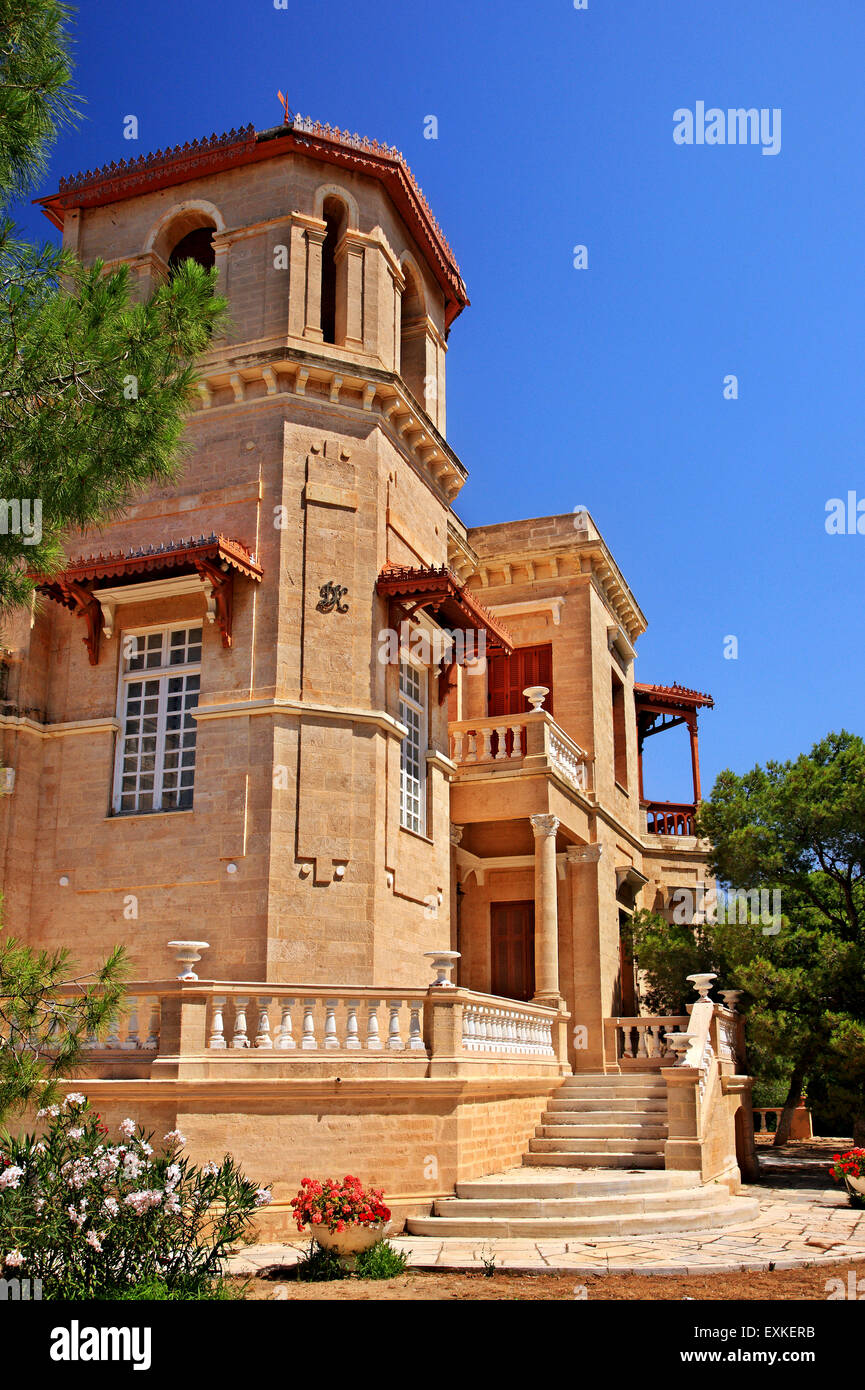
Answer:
[{"xmin": 232, "ymin": 1259, "xmax": 862, "ymax": 1301}]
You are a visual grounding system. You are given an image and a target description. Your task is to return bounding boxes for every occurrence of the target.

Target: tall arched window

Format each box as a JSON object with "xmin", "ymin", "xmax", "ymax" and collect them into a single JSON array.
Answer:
[{"xmin": 320, "ymin": 197, "xmax": 347, "ymax": 344}]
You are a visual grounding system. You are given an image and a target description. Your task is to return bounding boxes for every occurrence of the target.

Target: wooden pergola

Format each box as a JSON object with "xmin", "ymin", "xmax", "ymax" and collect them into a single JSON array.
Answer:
[{"xmin": 634, "ymin": 682, "xmax": 714, "ymax": 806}]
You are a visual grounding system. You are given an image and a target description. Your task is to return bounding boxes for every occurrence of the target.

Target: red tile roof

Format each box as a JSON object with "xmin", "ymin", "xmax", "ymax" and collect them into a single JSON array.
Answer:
[
  {"xmin": 34, "ymin": 534, "xmax": 262, "ymax": 596},
  {"xmin": 376, "ymin": 564, "xmax": 513, "ymax": 655},
  {"xmin": 634, "ymin": 682, "xmax": 714, "ymax": 710},
  {"xmin": 37, "ymin": 118, "xmax": 469, "ymax": 330}
]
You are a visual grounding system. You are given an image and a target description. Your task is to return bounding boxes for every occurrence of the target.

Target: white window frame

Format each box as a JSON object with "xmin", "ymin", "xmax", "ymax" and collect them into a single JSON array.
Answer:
[
  {"xmin": 111, "ymin": 621, "xmax": 202, "ymax": 815},
  {"xmin": 399, "ymin": 657, "xmax": 428, "ymax": 836}
]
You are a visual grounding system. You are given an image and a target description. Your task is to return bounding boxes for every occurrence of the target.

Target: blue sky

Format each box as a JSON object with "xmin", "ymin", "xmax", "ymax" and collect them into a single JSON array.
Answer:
[{"xmin": 12, "ymin": 0, "xmax": 864, "ymax": 802}]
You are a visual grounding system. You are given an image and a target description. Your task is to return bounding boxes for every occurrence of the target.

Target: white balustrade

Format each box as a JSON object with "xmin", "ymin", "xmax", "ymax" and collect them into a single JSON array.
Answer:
[
  {"xmin": 204, "ymin": 994, "xmax": 428, "ymax": 1056},
  {"xmin": 82, "ymin": 996, "xmax": 161, "ymax": 1052},
  {"xmin": 609, "ymin": 1017, "xmax": 689, "ymax": 1064},
  {"xmin": 450, "ymin": 717, "xmax": 526, "ymax": 765},
  {"xmin": 460, "ymin": 1002, "xmax": 555, "ymax": 1057},
  {"xmin": 548, "ymin": 726, "xmax": 589, "ymax": 793}
]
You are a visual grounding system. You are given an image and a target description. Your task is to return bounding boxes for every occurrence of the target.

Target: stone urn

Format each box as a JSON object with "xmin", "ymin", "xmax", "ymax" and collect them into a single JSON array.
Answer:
[
  {"xmin": 314, "ymin": 1223, "xmax": 388, "ymax": 1268},
  {"xmin": 168, "ymin": 940, "xmax": 210, "ymax": 981},
  {"xmin": 523, "ymin": 685, "xmax": 549, "ymax": 712},
  {"xmin": 686, "ymin": 972, "xmax": 717, "ymax": 1001},
  {"xmin": 424, "ymin": 950, "xmax": 461, "ymax": 988}
]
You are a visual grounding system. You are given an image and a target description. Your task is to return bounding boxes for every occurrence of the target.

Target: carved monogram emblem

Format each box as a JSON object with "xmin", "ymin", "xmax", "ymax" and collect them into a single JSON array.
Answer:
[{"xmin": 316, "ymin": 580, "xmax": 349, "ymax": 614}]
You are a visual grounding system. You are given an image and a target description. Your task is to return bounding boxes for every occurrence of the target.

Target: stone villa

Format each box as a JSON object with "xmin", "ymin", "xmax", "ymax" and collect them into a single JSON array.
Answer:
[{"xmin": 0, "ymin": 116, "xmax": 757, "ymax": 1236}]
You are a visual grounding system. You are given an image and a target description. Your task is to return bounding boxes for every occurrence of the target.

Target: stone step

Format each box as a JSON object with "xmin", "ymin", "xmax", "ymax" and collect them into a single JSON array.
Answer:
[
  {"xmin": 546, "ymin": 1097, "xmax": 668, "ymax": 1114},
  {"xmin": 406, "ymin": 1196, "xmax": 760, "ymax": 1240},
  {"xmin": 543, "ymin": 1107, "xmax": 667, "ymax": 1124},
  {"xmin": 537, "ymin": 1123, "xmax": 669, "ymax": 1140},
  {"xmin": 434, "ymin": 1187, "xmax": 732, "ymax": 1219},
  {"xmin": 529, "ymin": 1136, "xmax": 665, "ymax": 1153},
  {"xmin": 455, "ymin": 1170, "xmax": 699, "ymax": 1200},
  {"xmin": 559, "ymin": 1083, "xmax": 667, "ymax": 1096},
  {"xmin": 564, "ymin": 1071, "xmax": 666, "ymax": 1084},
  {"xmin": 523, "ymin": 1150, "xmax": 666, "ymax": 1168}
]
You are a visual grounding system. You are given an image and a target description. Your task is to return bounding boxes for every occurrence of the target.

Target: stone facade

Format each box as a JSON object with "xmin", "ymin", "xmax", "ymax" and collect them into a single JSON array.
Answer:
[{"xmin": 0, "ymin": 118, "xmax": 740, "ymax": 1223}]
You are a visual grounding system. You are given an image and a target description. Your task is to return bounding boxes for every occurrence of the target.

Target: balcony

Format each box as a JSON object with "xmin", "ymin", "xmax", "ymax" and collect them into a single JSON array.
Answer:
[
  {"xmin": 644, "ymin": 801, "xmax": 697, "ymax": 836},
  {"xmin": 448, "ymin": 711, "xmax": 592, "ymax": 798}
]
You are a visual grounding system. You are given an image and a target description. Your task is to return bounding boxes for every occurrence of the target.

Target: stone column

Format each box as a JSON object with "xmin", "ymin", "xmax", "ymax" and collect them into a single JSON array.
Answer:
[
  {"xmin": 449, "ymin": 825, "xmax": 463, "ymax": 964},
  {"xmin": 334, "ymin": 233, "xmax": 365, "ymax": 349},
  {"xmin": 530, "ymin": 813, "xmax": 561, "ymax": 1004},
  {"xmin": 303, "ymin": 224, "xmax": 326, "ymax": 342}
]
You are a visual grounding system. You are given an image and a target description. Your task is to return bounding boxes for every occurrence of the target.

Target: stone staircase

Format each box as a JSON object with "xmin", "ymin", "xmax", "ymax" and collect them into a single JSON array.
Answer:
[
  {"xmin": 526, "ymin": 1070, "xmax": 670, "ymax": 1169},
  {"xmin": 406, "ymin": 1073, "xmax": 760, "ymax": 1240}
]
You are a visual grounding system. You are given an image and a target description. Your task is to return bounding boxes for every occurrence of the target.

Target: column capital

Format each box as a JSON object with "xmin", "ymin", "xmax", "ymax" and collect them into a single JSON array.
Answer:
[
  {"xmin": 566, "ymin": 843, "xmax": 603, "ymax": 865},
  {"xmin": 530, "ymin": 813, "xmax": 559, "ymax": 839},
  {"xmin": 449, "ymin": 824, "xmax": 464, "ymax": 846}
]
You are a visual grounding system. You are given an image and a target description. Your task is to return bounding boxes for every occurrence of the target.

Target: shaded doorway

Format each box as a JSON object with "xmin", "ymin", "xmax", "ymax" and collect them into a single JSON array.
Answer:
[{"xmin": 490, "ymin": 901, "xmax": 535, "ymax": 1002}]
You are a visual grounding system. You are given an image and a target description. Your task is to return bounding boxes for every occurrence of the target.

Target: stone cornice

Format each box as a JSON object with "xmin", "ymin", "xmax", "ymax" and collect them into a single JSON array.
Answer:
[
  {"xmin": 469, "ymin": 537, "xmax": 646, "ymax": 644},
  {"xmin": 192, "ymin": 697, "xmax": 408, "ymax": 740},
  {"xmin": 0, "ymin": 714, "xmax": 120, "ymax": 739},
  {"xmin": 189, "ymin": 344, "xmax": 467, "ymax": 503}
]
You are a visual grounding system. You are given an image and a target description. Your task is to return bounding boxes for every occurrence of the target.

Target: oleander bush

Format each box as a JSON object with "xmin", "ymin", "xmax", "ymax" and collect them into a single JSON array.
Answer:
[{"xmin": 0, "ymin": 1094, "xmax": 271, "ymax": 1299}]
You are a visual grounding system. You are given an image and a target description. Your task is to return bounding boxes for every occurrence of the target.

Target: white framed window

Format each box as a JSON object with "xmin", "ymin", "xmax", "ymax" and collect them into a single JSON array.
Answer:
[
  {"xmin": 399, "ymin": 659, "xmax": 428, "ymax": 835},
  {"xmin": 112, "ymin": 623, "xmax": 202, "ymax": 814}
]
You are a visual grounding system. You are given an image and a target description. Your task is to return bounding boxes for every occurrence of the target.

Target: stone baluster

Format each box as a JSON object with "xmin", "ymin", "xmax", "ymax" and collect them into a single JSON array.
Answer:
[
  {"xmin": 232, "ymin": 997, "xmax": 250, "ymax": 1048},
  {"xmin": 478, "ymin": 728, "xmax": 492, "ymax": 761},
  {"xmin": 122, "ymin": 998, "xmax": 140, "ymax": 1050},
  {"xmin": 255, "ymin": 997, "xmax": 273, "ymax": 1048},
  {"xmin": 345, "ymin": 1000, "xmax": 361, "ymax": 1049},
  {"xmin": 621, "ymin": 1024, "xmax": 634, "ymax": 1059},
  {"xmin": 277, "ymin": 999, "xmax": 296, "ymax": 1049},
  {"xmin": 637, "ymin": 1024, "xmax": 649, "ymax": 1058},
  {"xmin": 463, "ymin": 1005, "xmax": 475, "ymax": 1049},
  {"xmin": 451, "ymin": 730, "xmax": 465, "ymax": 762},
  {"xmin": 466, "ymin": 731, "xmax": 477, "ymax": 762},
  {"xmin": 494, "ymin": 726, "xmax": 509, "ymax": 760},
  {"xmin": 301, "ymin": 999, "xmax": 317, "ymax": 1049},
  {"xmin": 387, "ymin": 1000, "xmax": 403, "ymax": 1050},
  {"xmin": 324, "ymin": 999, "xmax": 340, "ymax": 1049},
  {"xmin": 408, "ymin": 1000, "xmax": 425, "ymax": 1051},
  {"xmin": 145, "ymin": 1000, "xmax": 160, "ymax": 1050},
  {"xmin": 366, "ymin": 999, "xmax": 382, "ymax": 1049},
  {"xmin": 510, "ymin": 724, "xmax": 523, "ymax": 758},
  {"xmin": 209, "ymin": 996, "xmax": 227, "ymax": 1049}
]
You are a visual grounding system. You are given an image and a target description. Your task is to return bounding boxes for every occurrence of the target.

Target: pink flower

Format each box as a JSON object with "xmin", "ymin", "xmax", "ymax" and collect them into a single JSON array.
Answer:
[
  {"xmin": 118, "ymin": 1118, "xmax": 136, "ymax": 1139},
  {"xmin": 3, "ymin": 1250, "xmax": 24, "ymax": 1269}
]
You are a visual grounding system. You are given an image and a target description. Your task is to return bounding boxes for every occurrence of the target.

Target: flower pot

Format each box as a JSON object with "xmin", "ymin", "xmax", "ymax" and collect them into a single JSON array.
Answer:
[
  {"xmin": 313, "ymin": 1223, "xmax": 387, "ymax": 1268},
  {"xmin": 843, "ymin": 1173, "xmax": 865, "ymax": 1200}
]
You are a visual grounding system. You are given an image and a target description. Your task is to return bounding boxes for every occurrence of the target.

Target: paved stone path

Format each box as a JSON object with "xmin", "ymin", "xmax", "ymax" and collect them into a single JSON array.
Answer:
[{"xmin": 228, "ymin": 1173, "xmax": 865, "ymax": 1276}]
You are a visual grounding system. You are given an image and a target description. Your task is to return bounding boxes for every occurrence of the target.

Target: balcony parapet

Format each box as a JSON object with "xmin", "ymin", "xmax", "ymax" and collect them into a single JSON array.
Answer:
[
  {"xmin": 643, "ymin": 800, "xmax": 697, "ymax": 836},
  {"xmin": 74, "ymin": 980, "xmax": 570, "ymax": 1080},
  {"xmin": 449, "ymin": 711, "xmax": 593, "ymax": 799}
]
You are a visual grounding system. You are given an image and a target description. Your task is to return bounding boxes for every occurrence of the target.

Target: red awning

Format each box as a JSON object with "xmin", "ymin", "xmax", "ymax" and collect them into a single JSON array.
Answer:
[
  {"xmin": 376, "ymin": 564, "xmax": 514, "ymax": 657},
  {"xmin": 34, "ymin": 534, "xmax": 262, "ymax": 663}
]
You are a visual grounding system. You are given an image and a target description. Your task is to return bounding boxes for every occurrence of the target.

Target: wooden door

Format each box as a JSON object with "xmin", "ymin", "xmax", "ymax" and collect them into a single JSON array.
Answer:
[
  {"xmin": 490, "ymin": 901, "xmax": 535, "ymax": 1002},
  {"xmin": 486, "ymin": 644, "xmax": 553, "ymax": 757},
  {"xmin": 487, "ymin": 644, "xmax": 554, "ymax": 717}
]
